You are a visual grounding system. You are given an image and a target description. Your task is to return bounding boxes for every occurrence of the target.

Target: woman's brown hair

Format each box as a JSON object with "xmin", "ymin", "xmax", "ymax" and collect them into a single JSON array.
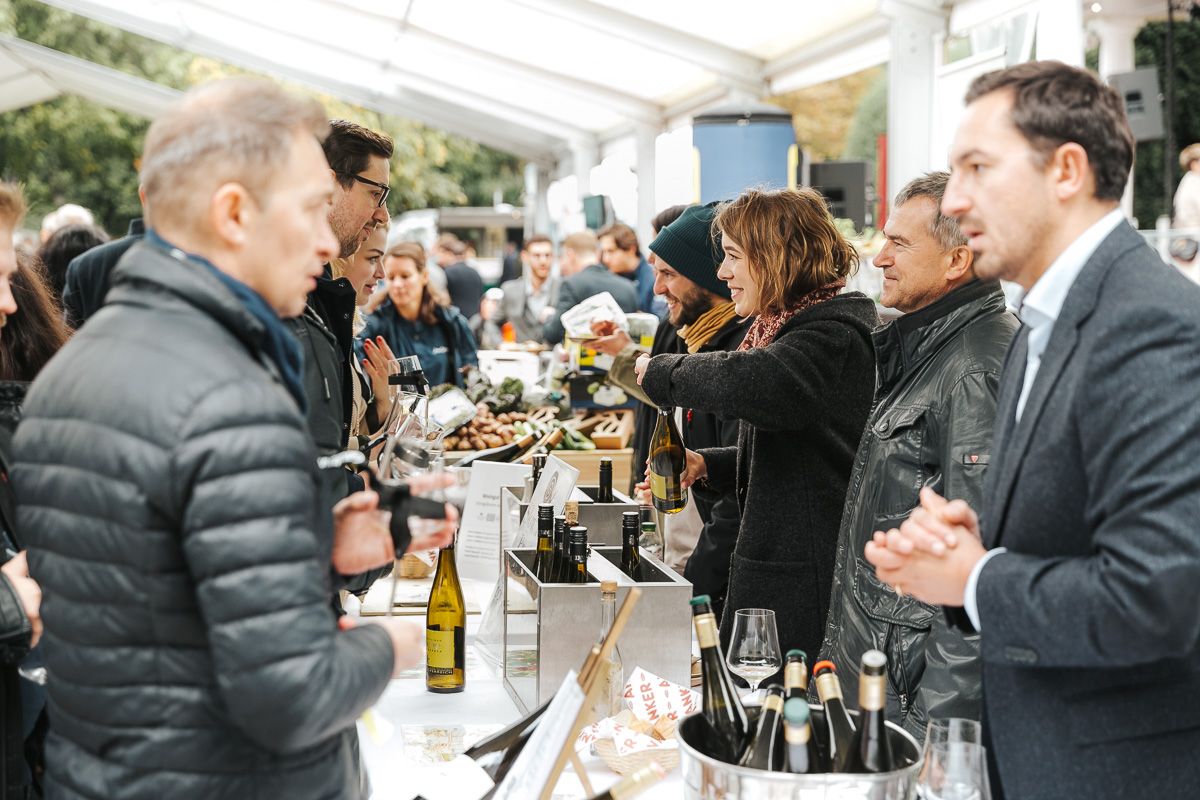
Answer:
[
  {"xmin": 0, "ymin": 251, "xmax": 71, "ymax": 382},
  {"xmin": 714, "ymin": 187, "xmax": 858, "ymax": 315},
  {"xmin": 385, "ymin": 241, "xmax": 446, "ymax": 325}
]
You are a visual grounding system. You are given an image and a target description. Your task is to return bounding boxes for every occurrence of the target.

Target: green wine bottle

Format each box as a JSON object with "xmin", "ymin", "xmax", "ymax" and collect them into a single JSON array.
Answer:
[
  {"xmin": 813, "ymin": 660, "xmax": 856, "ymax": 771},
  {"xmin": 597, "ymin": 456, "xmax": 615, "ymax": 502},
  {"xmin": 782, "ymin": 698, "xmax": 822, "ymax": 774},
  {"xmin": 620, "ymin": 510, "xmax": 644, "ymax": 581},
  {"xmin": 532, "ymin": 503, "xmax": 554, "ymax": 581},
  {"xmin": 784, "ymin": 649, "xmax": 808, "ymax": 701},
  {"xmin": 549, "ymin": 514, "xmax": 567, "ymax": 583},
  {"xmin": 426, "ymin": 535, "xmax": 465, "ymax": 693},
  {"xmin": 843, "ymin": 649, "xmax": 895, "ymax": 774},
  {"xmin": 739, "ymin": 684, "xmax": 787, "ymax": 771},
  {"xmin": 690, "ymin": 594, "xmax": 750, "ymax": 764},
  {"xmin": 569, "ymin": 525, "xmax": 589, "ymax": 583}
]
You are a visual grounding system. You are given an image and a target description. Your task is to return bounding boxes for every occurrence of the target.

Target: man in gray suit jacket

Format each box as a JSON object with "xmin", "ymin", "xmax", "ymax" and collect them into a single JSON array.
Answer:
[
  {"xmin": 866, "ymin": 61, "xmax": 1200, "ymax": 799},
  {"xmin": 491, "ymin": 234, "xmax": 559, "ymax": 344}
]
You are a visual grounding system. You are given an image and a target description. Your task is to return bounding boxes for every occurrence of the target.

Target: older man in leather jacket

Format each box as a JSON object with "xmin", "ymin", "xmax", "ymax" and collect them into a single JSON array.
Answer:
[{"xmin": 818, "ymin": 172, "xmax": 1018, "ymax": 739}]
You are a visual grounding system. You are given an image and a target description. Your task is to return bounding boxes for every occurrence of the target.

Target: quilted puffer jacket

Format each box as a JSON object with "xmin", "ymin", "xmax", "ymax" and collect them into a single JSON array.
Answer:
[
  {"xmin": 818, "ymin": 280, "xmax": 1017, "ymax": 739},
  {"xmin": 12, "ymin": 242, "xmax": 395, "ymax": 799}
]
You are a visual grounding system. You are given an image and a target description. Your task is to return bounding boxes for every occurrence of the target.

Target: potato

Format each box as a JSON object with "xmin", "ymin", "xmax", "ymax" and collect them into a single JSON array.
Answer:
[
  {"xmin": 497, "ymin": 412, "xmax": 512, "ymax": 424},
  {"xmin": 483, "ymin": 434, "xmax": 503, "ymax": 448},
  {"xmin": 470, "ymin": 435, "xmax": 487, "ymax": 450},
  {"xmin": 457, "ymin": 439, "xmax": 472, "ymax": 451}
]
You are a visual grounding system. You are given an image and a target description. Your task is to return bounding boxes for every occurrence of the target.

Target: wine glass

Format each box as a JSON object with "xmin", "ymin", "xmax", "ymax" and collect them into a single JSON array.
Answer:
[
  {"xmin": 724, "ymin": 608, "xmax": 782, "ymax": 696},
  {"xmin": 918, "ymin": 718, "xmax": 992, "ymax": 800}
]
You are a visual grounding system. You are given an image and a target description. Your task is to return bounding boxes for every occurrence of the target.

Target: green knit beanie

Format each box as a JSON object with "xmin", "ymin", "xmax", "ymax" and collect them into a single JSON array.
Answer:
[{"xmin": 648, "ymin": 201, "xmax": 730, "ymax": 299}]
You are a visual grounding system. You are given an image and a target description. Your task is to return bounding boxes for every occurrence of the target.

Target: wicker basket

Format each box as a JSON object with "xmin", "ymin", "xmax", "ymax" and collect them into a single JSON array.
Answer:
[
  {"xmin": 594, "ymin": 738, "xmax": 680, "ymax": 776},
  {"xmin": 394, "ymin": 552, "xmax": 435, "ymax": 579}
]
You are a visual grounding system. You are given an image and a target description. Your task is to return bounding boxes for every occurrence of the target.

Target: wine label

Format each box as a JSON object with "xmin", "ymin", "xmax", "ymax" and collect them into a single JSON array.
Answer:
[
  {"xmin": 814, "ymin": 671, "xmax": 843, "ymax": 701},
  {"xmin": 649, "ymin": 470, "xmax": 683, "ymax": 499},
  {"xmin": 785, "ymin": 661, "xmax": 807, "ymax": 692},
  {"xmin": 694, "ymin": 612, "xmax": 719, "ymax": 648},
  {"xmin": 860, "ymin": 673, "xmax": 887, "ymax": 711},
  {"xmin": 785, "ymin": 723, "xmax": 812, "ymax": 744},
  {"xmin": 426, "ymin": 628, "xmax": 458, "ymax": 675}
]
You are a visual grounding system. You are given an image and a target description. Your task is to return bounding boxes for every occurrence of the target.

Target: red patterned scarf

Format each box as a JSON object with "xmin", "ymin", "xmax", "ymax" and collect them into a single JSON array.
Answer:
[{"xmin": 737, "ymin": 279, "xmax": 846, "ymax": 351}]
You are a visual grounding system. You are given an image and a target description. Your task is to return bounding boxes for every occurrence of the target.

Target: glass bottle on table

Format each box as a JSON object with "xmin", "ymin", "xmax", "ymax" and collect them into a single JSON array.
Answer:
[
  {"xmin": 532, "ymin": 503, "xmax": 554, "ymax": 581},
  {"xmin": 739, "ymin": 683, "xmax": 787, "ymax": 771},
  {"xmin": 597, "ymin": 456, "xmax": 614, "ymax": 502},
  {"xmin": 690, "ymin": 594, "xmax": 750, "ymax": 764},
  {"xmin": 425, "ymin": 533, "xmax": 465, "ymax": 693},
  {"xmin": 843, "ymin": 649, "xmax": 895, "ymax": 774},
  {"xmin": 648, "ymin": 406, "xmax": 688, "ymax": 513},
  {"xmin": 813, "ymin": 659, "xmax": 856, "ymax": 771},
  {"xmin": 569, "ymin": 525, "xmax": 589, "ymax": 583},
  {"xmin": 620, "ymin": 510, "xmax": 644, "ymax": 581},
  {"xmin": 594, "ymin": 580, "xmax": 625, "ymax": 719},
  {"xmin": 637, "ymin": 512, "xmax": 664, "ymax": 563},
  {"xmin": 549, "ymin": 514, "xmax": 567, "ymax": 583}
]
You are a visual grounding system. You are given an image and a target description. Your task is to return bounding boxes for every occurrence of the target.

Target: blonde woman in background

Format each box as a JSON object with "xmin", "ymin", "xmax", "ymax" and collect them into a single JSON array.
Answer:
[{"xmin": 331, "ymin": 222, "xmax": 395, "ymax": 448}]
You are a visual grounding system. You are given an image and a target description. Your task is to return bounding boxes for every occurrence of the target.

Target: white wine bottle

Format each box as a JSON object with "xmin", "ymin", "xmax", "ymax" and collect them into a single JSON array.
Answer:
[
  {"xmin": 426, "ymin": 535, "xmax": 466, "ymax": 693},
  {"xmin": 649, "ymin": 407, "xmax": 687, "ymax": 513}
]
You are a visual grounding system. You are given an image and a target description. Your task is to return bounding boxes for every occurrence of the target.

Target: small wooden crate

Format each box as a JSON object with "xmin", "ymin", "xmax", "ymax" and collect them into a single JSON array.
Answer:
[
  {"xmin": 587, "ymin": 410, "xmax": 635, "ymax": 449},
  {"xmin": 554, "ymin": 448, "xmax": 633, "ymax": 489}
]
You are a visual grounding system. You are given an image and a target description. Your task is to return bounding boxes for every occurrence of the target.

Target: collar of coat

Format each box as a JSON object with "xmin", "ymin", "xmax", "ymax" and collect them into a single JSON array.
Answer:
[{"xmin": 873, "ymin": 279, "xmax": 1007, "ymax": 391}]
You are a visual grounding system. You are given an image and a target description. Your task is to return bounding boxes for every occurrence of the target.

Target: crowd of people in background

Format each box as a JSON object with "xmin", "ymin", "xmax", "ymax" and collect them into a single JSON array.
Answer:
[{"xmin": 1, "ymin": 59, "xmax": 1200, "ymax": 800}]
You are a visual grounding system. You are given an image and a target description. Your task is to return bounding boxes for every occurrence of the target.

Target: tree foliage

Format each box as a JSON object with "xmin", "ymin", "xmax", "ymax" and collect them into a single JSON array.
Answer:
[
  {"xmin": 0, "ymin": 0, "xmax": 525, "ymax": 234},
  {"xmin": 1134, "ymin": 18, "xmax": 1200, "ymax": 226}
]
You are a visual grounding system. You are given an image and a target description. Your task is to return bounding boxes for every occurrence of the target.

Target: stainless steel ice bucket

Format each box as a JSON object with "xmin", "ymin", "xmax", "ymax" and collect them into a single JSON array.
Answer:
[{"xmin": 677, "ymin": 708, "xmax": 922, "ymax": 799}]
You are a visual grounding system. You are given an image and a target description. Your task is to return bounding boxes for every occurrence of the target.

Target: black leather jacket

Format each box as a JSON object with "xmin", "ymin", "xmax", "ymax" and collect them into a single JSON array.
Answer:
[{"xmin": 818, "ymin": 281, "xmax": 1018, "ymax": 739}]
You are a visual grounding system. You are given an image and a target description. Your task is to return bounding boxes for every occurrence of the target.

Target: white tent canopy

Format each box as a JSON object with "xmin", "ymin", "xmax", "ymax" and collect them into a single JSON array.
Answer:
[
  {"xmin": 7, "ymin": 0, "xmax": 1170, "ymax": 236},
  {"xmin": 0, "ymin": 32, "xmax": 180, "ymax": 118}
]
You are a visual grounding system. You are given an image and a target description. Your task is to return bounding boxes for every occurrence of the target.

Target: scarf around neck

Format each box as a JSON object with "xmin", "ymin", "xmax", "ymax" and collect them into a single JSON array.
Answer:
[
  {"xmin": 737, "ymin": 278, "xmax": 846, "ymax": 351},
  {"xmin": 679, "ymin": 301, "xmax": 737, "ymax": 354}
]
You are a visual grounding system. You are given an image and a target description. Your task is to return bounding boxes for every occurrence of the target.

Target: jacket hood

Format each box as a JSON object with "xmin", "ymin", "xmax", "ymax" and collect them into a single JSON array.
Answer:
[{"xmin": 874, "ymin": 280, "xmax": 1008, "ymax": 392}]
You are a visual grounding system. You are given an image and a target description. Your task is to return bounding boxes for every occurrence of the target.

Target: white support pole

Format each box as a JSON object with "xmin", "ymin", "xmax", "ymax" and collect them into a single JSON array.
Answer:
[
  {"xmin": 1094, "ymin": 15, "xmax": 1143, "ymax": 221},
  {"xmin": 1035, "ymin": 0, "xmax": 1084, "ymax": 66},
  {"xmin": 571, "ymin": 142, "xmax": 599, "ymax": 201},
  {"xmin": 524, "ymin": 162, "xmax": 552, "ymax": 238},
  {"xmin": 886, "ymin": 9, "xmax": 941, "ymax": 213},
  {"xmin": 634, "ymin": 123, "xmax": 658, "ymax": 253}
]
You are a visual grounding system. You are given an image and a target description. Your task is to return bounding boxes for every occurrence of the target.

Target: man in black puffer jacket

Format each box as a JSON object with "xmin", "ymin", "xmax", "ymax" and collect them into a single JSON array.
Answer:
[
  {"xmin": 12, "ymin": 79, "xmax": 430, "ymax": 800},
  {"xmin": 819, "ymin": 172, "xmax": 1017, "ymax": 739}
]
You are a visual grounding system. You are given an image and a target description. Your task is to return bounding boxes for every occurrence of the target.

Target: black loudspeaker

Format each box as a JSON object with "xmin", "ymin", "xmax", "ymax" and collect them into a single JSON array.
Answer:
[{"xmin": 809, "ymin": 161, "xmax": 868, "ymax": 230}]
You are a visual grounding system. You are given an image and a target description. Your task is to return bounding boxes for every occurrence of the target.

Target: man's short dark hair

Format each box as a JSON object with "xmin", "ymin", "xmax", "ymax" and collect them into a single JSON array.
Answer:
[
  {"xmin": 965, "ymin": 61, "xmax": 1134, "ymax": 202},
  {"xmin": 598, "ymin": 222, "xmax": 639, "ymax": 254},
  {"xmin": 651, "ymin": 204, "xmax": 693, "ymax": 234},
  {"xmin": 894, "ymin": 172, "xmax": 968, "ymax": 251},
  {"xmin": 323, "ymin": 120, "xmax": 394, "ymax": 190},
  {"xmin": 523, "ymin": 234, "xmax": 552, "ymax": 251}
]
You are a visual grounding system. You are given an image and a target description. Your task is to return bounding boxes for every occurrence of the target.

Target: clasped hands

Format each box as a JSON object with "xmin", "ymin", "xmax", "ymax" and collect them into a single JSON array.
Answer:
[{"xmin": 864, "ymin": 487, "xmax": 988, "ymax": 607}]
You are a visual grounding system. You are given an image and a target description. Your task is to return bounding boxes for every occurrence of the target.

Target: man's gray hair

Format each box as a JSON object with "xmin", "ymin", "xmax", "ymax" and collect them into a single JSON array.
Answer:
[
  {"xmin": 893, "ymin": 171, "xmax": 968, "ymax": 252},
  {"xmin": 140, "ymin": 78, "xmax": 329, "ymax": 236}
]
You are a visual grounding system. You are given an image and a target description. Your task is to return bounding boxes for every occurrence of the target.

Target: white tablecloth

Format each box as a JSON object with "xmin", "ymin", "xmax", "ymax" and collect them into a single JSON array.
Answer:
[{"xmin": 352, "ymin": 579, "xmax": 687, "ymax": 799}]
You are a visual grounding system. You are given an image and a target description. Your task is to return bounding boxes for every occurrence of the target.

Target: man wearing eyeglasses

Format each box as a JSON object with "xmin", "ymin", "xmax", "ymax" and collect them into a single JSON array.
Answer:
[{"xmin": 288, "ymin": 120, "xmax": 392, "ymax": 505}]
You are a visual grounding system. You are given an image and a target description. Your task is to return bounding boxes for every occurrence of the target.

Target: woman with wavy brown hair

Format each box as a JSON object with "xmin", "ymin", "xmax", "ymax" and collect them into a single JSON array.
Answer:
[{"xmin": 635, "ymin": 186, "xmax": 877, "ymax": 674}]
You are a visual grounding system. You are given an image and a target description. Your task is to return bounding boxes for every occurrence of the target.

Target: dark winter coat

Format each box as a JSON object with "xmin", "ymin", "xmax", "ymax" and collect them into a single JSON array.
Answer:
[
  {"xmin": 12, "ymin": 242, "xmax": 395, "ymax": 799},
  {"xmin": 818, "ymin": 281, "xmax": 1017, "ymax": 738},
  {"xmin": 60, "ymin": 218, "xmax": 144, "ymax": 327},
  {"xmin": 630, "ymin": 315, "xmax": 751, "ymax": 616},
  {"xmin": 641, "ymin": 293, "xmax": 877, "ymax": 673},
  {"xmin": 543, "ymin": 264, "xmax": 639, "ymax": 344}
]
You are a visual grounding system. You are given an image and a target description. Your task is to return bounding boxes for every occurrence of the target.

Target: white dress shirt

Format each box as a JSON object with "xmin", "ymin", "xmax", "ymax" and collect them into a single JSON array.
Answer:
[{"xmin": 963, "ymin": 208, "xmax": 1125, "ymax": 630}]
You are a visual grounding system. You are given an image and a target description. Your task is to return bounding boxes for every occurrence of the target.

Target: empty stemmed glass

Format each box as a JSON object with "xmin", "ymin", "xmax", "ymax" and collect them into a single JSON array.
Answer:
[
  {"xmin": 918, "ymin": 718, "xmax": 992, "ymax": 800},
  {"xmin": 725, "ymin": 608, "xmax": 782, "ymax": 697}
]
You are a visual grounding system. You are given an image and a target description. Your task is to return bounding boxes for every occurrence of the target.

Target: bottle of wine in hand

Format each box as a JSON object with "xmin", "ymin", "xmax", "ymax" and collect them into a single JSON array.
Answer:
[{"xmin": 649, "ymin": 407, "xmax": 688, "ymax": 513}]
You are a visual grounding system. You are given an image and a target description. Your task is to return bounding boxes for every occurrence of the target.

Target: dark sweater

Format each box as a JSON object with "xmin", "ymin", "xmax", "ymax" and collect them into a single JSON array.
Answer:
[{"xmin": 641, "ymin": 293, "xmax": 878, "ymax": 675}]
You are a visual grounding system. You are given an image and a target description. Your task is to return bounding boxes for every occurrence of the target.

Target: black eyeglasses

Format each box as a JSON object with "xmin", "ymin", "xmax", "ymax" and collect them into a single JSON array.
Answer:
[{"xmin": 341, "ymin": 173, "xmax": 390, "ymax": 208}]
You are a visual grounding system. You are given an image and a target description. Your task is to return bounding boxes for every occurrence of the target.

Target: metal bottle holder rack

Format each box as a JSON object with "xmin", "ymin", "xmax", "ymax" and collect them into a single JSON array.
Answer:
[{"xmin": 501, "ymin": 542, "xmax": 693, "ymax": 715}]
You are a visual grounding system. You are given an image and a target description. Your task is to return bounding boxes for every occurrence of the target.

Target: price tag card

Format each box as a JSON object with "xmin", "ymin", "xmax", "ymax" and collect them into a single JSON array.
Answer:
[{"xmin": 455, "ymin": 461, "xmax": 530, "ymax": 584}]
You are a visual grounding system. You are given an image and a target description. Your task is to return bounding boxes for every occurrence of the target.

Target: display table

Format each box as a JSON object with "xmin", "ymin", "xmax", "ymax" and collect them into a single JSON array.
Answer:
[{"xmin": 351, "ymin": 579, "xmax": 686, "ymax": 799}]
